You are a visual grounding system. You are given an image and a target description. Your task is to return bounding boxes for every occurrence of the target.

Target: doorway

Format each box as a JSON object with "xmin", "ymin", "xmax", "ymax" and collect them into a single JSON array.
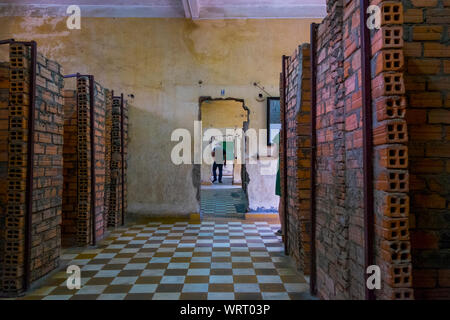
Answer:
[{"xmin": 198, "ymin": 97, "xmax": 249, "ymax": 219}]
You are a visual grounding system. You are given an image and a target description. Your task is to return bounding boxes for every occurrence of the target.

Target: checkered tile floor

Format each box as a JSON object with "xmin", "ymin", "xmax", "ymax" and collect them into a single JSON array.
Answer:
[
  {"xmin": 22, "ymin": 221, "xmax": 310, "ymax": 300},
  {"xmin": 201, "ymin": 187, "xmax": 248, "ymax": 218}
]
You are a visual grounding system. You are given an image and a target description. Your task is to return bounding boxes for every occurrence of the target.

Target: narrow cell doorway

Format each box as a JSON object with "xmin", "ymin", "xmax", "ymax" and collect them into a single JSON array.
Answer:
[{"xmin": 199, "ymin": 98, "xmax": 249, "ymax": 219}]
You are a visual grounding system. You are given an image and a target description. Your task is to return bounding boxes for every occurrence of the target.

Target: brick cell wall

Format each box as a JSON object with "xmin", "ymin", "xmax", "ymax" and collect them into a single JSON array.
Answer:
[
  {"xmin": 108, "ymin": 97, "xmax": 121, "ymax": 226},
  {"xmin": 342, "ymin": 0, "xmax": 368, "ymax": 300},
  {"xmin": 62, "ymin": 90, "xmax": 77, "ymax": 246},
  {"xmin": 103, "ymin": 89, "xmax": 112, "ymax": 233},
  {"xmin": 31, "ymin": 51, "xmax": 64, "ymax": 283},
  {"xmin": 123, "ymin": 100, "xmax": 128, "ymax": 221},
  {"xmin": 403, "ymin": 0, "xmax": 450, "ymax": 300},
  {"xmin": 76, "ymin": 77, "xmax": 91, "ymax": 245},
  {"xmin": 314, "ymin": 0, "xmax": 362, "ymax": 299},
  {"xmin": 281, "ymin": 0, "xmax": 448, "ymax": 300},
  {"xmin": 283, "ymin": 44, "xmax": 312, "ymax": 275},
  {"xmin": 371, "ymin": 0, "xmax": 414, "ymax": 300},
  {"xmin": 1, "ymin": 44, "xmax": 64, "ymax": 296},
  {"xmin": 108, "ymin": 96, "xmax": 128, "ymax": 227},
  {"xmin": 0, "ymin": 62, "xmax": 9, "ymax": 287},
  {"xmin": 93, "ymin": 82, "xmax": 106, "ymax": 241},
  {"xmin": 74, "ymin": 77, "xmax": 106, "ymax": 246},
  {"xmin": 310, "ymin": 0, "xmax": 415, "ymax": 300},
  {"xmin": 2, "ymin": 44, "xmax": 31, "ymax": 295}
]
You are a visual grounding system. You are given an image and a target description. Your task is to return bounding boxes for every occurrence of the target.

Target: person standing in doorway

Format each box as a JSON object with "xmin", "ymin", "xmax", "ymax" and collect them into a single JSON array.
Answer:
[{"xmin": 211, "ymin": 142, "xmax": 226, "ymax": 183}]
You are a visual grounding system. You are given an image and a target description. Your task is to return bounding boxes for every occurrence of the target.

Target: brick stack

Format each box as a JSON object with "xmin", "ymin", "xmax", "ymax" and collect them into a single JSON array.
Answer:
[
  {"xmin": 403, "ymin": 0, "xmax": 450, "ymax": 299},
  {"xmin": 62, "ymin": 89, "xmax": 77, "ymax": 246},
  {"xmin": 281, "ymin": 44, "xmax": 312, "ymax": 275},
  {"xmin": 0, "ymin": 43, "xmax": 64, "ymax": 296},
  {"xmin": 371, "ymin": 0, "xmax": 414, "ymax": 300},
  {"xmin": 107, "ymin": 96, "xmax": 127, "ymax": 227}
]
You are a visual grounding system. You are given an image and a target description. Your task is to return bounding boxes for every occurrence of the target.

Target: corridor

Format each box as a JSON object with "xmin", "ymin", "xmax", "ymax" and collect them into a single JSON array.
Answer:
[{"xmin": 22, "ymin": 220, "xmax": 310, "ymax": 300}]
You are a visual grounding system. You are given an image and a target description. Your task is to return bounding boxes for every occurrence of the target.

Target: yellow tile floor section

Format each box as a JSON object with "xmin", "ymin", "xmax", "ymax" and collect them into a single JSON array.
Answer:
[{"xmin": 22, "ymin": 220, "xmax": 310, "ymax": 300}]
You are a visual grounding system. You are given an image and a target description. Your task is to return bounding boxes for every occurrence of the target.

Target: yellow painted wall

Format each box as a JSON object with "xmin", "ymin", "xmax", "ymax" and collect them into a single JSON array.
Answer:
[
  {"xmin": 201, "ymin": 99, "xmax": 247, "ymax": 129},
  {"xmin": 0, "ymin": 16, "xmax": 320, "ymax": 216}
]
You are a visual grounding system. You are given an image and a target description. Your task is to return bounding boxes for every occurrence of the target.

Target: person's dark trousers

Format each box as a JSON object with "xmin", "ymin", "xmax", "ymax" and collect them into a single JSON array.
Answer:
[{"xmin": 212, "ymin": 162, "xmax": 223, "ymax": 182}]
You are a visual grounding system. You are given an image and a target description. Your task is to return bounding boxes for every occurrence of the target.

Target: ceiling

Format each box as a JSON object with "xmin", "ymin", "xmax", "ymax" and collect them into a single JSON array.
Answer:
[{"xmin": 0, "ymin": 0, "xmax": 327, "ymax": 19}]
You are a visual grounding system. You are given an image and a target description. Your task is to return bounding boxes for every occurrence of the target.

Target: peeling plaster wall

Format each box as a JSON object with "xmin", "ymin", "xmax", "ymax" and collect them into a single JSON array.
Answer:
[{"xmin": 0, "ymin": 15, "xmax": 319, "ymax": 216}]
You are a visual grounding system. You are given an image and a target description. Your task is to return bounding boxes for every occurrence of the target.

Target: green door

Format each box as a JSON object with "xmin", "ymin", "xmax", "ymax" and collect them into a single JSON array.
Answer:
[{"xmin": 222, "ymin": 141, "xmax": 234, "ymax": 161}]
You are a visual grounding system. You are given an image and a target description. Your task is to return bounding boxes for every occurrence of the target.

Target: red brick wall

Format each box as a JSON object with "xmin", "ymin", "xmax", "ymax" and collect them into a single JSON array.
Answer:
[
  {"xmin": 31, "ymin": 51, "xmax": 64, "ymax": 283},
  {"xmin": 76, "ymin": 77, "xmax": 91, "ymax": 245},
  {"xmin": 314, "ymin": 0, "xmax": 362, "ymax": 299},
  {"xmin": 301, "ymin": 0, "xmax": 414, "ymax": 299},
  {"xmin": 104, "ymin": 89, "xmax": 112, "ymax": 232},
  {"xmin": 343, "ymin": 0, "xmax": 368, "ymax": 299},
  {"xmin": 1, "ymin": 45, "xmax": 29, "ymax": 296},
  {"xmin": 403, "ymin": 0, "xmax": 450, "ymax": 300},
  {"xmin": 0, "ymin": 44, "xmax": 64, "ymax": 296},
  {"xmin": 283, "ymin": 0, "xmax": 450, "ymax": 300},
  {"xmin": 73, "ymin": 76, "xmax": 107, "ymax": 246},
  {"xmin": 93, "ymin": 82, "xmax": 106, "ymax": 241},
  {"xmin": 121, "ymin": 98, "xmax": 128, "ymax": 224},
  {"xmin": 282, "ymin": 44, "xmax": 312, "ymax": 275},
  {"xmin": 107, "ymin": 96, "xmax": 128, "ymax": 227},
  {"xmin": 63, "ymin": 86, "xmax": 108, "ymax": 246}
]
